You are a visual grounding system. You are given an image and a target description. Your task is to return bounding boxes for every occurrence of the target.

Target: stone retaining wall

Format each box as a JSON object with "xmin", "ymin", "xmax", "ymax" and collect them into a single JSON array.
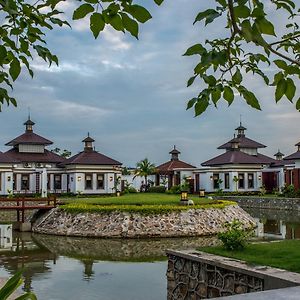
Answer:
[
  {"xmin": 166, "ymin": 250, "xmax": 300, "ymax": 299},
  {"xmin": 32, "ymin": 205, "xmax": 255, "ymax": 238},
  {"xmin": 213, "ymin": 196, "xmax": 300, "ymax": 210}
]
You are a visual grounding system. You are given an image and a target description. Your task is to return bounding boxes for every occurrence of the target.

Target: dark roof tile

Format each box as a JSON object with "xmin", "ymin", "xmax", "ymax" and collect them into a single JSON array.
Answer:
[
  {"xmin": 64, "ymin": 151, "xmax": 122, "ymax": 166},
  {"xmin": 5, "ymin": 132, "xmax": 53, "ymax": 146},
  {"xmin": 218, "ymin": 137, "xmax": 266, "ymax": 149},
  {"xmin": 202, "ymin": 150, "xmax": 275, "ymax": 166},
  {"xmin": 157, "ymin": 160, "xmax": 196, "ymax": 172}
]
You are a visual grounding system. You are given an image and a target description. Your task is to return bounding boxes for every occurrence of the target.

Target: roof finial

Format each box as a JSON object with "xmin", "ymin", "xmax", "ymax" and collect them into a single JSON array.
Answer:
[
  {"xmin": 88, "ymin": 132, "xmax": 90, "ymax": 137},
  {"xmin": 174, "ymin": 145, "xmax": 176, "ymax": 150},
  {"xmin": 28, "ymin": 107, "xmax": 31, "ymax": 120},
  {"xmin": 240, "ymin": 114, "xmax": 242, "ymax": 126}
]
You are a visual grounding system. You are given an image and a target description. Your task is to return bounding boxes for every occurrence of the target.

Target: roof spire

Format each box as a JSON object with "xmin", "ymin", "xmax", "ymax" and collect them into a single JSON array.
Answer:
[
  {"xmin": 274, "ymin": 149, "xmax": 284, "ymax": 160},
  {"xmin": 235, "ymin": 117, "xmax": 247, "ymax": 138},
  {"xmin": 82, "ymin": 133, "xmax": 95, "ymax": 152},
  {"xmin": 23, "ymin": 111, "xmax": 35, "ymax": 133},
  {"xmin": 169, "ymin": 145, "xmax": 181, "ymax": 161}
]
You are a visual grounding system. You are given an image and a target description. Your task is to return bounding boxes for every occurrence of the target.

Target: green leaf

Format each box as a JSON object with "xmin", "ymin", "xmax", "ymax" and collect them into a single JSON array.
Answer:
[
  {"xmin": 203, "ymin": 75, "xmax": 216, "ymax": 86},
  {"xmin": 186, "ymin": 98, "xmax": 197, "ymax": 110},
  {"xmin": 122, "ymin": 13, "xmax": 138, "ymax": 38},
  {"xmin": 9, "ymin": 58, "xmax": 21, "ymax": 81},
  {"xmin": 296, "ymin": 98, "xmax": 300, "ymax": 111},
  {"xmin": 232, "ymin": 69, "xmax": 242, "ymax": 84},
  {"xmin": 183, "ymin": 44, "xmax": 206, "ymax": 56},
  {"xmin": 194, "ymin": 9, "xmax": 220, "ymax": 25},
  {"xmin": 0, "ymin": 45, "xmax": 7, "ymax": 65},
  {"xmin": 275, "ymin": 79, "xmax": 287, "ymax": 102},
  {"xmin": 274, "ymin": 59, "xmax": 287, "ymax": 70},
  {"xmin": 211, "ymin": 89, "xmax": 221, "ymax": 105},
  {"xmin": 285, "ymin": 78, "xmax": 296, "ymax": 102},
  {"xmin": 154, "ymin": 0, "xmax": 164, "ymax": 5},
  {"xmin": 223, "ymin": 86, "xmax": 234, "ymax": 105},
  {"xmin": 255, "ymin": 17, "xmax": 276, "ymax": 36},
  {"xmin": 241, "ymin": 20, "xmax": 253, "ymax": 42},
  {"xmin": 130, "ymin": 5, "xmax": 152, "ymax": 23},
  {"xmin": 90, "ymin": 13, "xmax": 105, "ymax": 38},
  {"xmin": 242, "ymin": 90, "xmax": 261, "ymax": 110},
  {"xmin": 0, "ymin": 270, "xmax": 23, "ymax": 300},
  {"xmin": 194, "ymin": 98, "xmax": 209, "ymax": 116},
  {"xmin": 234, "ymin": 5, "xmax": 251, "ymax": 18},
  {"xmin": 187, "ymin": 75, "xmax": 197, "ymax": 87},
  {"xmin": 73, "ymin": 3, "xmax": 94, "ymax": 20},
  {"xmin": 109, "ymin": 14, "xmax": 124, "ymax": 31}
]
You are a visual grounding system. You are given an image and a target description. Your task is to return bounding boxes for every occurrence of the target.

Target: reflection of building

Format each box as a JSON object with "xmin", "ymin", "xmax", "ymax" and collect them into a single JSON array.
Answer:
[
  {"xmin": 156, "ymin": 146, "xmax": 196, "ymax": 190},
  {"xmin": 0, "ymin": 224, "xmax": 12, "ymax": 249},
  {"xmin": 0, "ymin": 117, "xmax": 122, "ymax": 196},
  {"xmin": 0, "ymin": 233, "xmax": 56, "ymax": 292},
  {"xmin": 194, "ymin": 124, "xmax": 275, "ymax": 192}
]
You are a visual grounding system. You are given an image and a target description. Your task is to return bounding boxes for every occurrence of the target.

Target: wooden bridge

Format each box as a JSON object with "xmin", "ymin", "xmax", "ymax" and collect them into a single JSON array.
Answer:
[{"xmin": 0, "ymin": 196, "xmax": 57, "ymax": 223}]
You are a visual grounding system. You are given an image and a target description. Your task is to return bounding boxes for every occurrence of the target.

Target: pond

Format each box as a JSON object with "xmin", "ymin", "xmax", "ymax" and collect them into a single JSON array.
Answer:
[
  {"xmin": 0, "ymin": 233, "xmax": 218, "ymax": 300},
  {"xmin": 1, "ymin": 206, "xmax": 300, "ymax": 299}
]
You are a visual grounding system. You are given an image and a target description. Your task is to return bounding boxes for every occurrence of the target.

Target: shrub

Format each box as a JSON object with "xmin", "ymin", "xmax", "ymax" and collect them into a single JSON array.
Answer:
[
  {"xmin": 148, "ymin": 186, "xmax": 166, "ymax": 193},
  {"xmin": 281, "ymin": 184, "xmax": 299, "ymax": 198},
  {"xmin": 124, "ymin": 186, "xmax": 138, "ymax": 194},
  {"xmin": 166, "ymin": 185, "xmax": 181, "ymax": 194},
  {"xmin": 218, "ymin": 219, "xmax": 253, "ymax": 251}
]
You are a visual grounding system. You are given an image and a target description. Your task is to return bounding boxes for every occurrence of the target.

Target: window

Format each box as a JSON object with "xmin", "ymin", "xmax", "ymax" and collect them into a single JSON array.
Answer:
[
  {"xmin": 225, "ymin": 173, "xmax": 230, "ymax": 189},
  {"xmin": 13, "ymin": 174, "xmax": 17, "ymax": 191},
  {"xmin": 213, "ymin": 174, "xmax": 219, "ymax": 189},
  {"xmin": 21, "ymin": 174, "xmax": 30, "ymax": 190},
  {"xmin": 54, "ymin": 174, "xmax": 62, "ymax": 190},
  {"xmin": 97, "ymin": 174, "xmax": 104, "ymax": 189},
  {"xmin": 248, "ymin": 173, "xmax": 254, "ymax": 189},
  {"xmin": 238, "ymin": 173, "xmax": 245, "ymax": 189},
  {"xmin": 85, "ymin": 174, "xmax": 93, "ymax": 190}
]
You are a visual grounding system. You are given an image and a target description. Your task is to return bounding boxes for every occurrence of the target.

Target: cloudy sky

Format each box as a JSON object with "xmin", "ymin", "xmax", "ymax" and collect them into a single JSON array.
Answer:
[{"xmin": 1, "ymin": 0, "xmax": 300, "ymax": 166}]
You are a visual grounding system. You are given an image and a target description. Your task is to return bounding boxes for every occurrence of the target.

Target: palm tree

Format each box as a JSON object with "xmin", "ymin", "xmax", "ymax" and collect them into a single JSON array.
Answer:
[{"xmin": 134, "ymin": 158, "xmax": 156, "ymax": 192}]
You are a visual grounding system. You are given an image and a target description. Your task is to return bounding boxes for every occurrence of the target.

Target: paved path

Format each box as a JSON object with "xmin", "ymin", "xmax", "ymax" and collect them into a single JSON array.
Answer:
[{"xmin": 216, "ymin": 286, "xmax": 300, "ymax": 299}]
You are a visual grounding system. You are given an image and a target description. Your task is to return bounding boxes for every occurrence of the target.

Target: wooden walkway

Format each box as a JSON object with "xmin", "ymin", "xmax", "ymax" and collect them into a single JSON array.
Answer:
[{"xmin": 0, "ymin": 197, "xmax": 57, "ymax": 223}]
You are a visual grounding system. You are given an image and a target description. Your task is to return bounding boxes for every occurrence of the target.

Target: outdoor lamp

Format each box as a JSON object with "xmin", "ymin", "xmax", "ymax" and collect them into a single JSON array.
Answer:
[
  {"xmin": 7, "ymin": 176, "xmax": 11, "ymax": 182},
  {"xmin": 258, "ymin": 175, "xmax": 262, "ymax": 181},
  {"xmin": 77, "ymin": 176, "xmax": 82, "ymax": 182},
  {"xmin": 181, "ymin": 191, "xmax": 188, "ymax": 201},
  {"xmin": 199, "ymin": 189, "xmax": 205, "ymax": 197},
  {"xmin": 210, "ymin": 175, "xmax": 213, "ymax": 181}
]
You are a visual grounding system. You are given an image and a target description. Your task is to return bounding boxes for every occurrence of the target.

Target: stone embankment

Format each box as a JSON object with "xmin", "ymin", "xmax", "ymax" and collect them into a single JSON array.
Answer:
[
  {"xmin": 213, "ymin": 196, "xmax": 300, "ymax": 210},
  {"xmin": 32, "ymin": 205, "xmax": 255, "ymax": 238}
]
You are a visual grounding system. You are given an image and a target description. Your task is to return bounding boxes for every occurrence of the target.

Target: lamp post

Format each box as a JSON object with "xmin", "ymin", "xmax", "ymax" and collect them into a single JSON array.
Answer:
[
  {"xmin": 199, "ymin": 189, "xmax": 205, "ymax": 197},
  {"xmin": 180, "ymin": 191, "xmax": 188, "ymax": 205}
]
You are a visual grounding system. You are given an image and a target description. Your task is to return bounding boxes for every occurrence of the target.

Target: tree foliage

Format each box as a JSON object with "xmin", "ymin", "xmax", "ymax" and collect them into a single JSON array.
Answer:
[
  {"xmin": 0, "ymin": 0, "xmax": 299, "ymax": 115},
  {"xmin": 134, "ymin": 158, "xmax": 156, "ymax": 189}
]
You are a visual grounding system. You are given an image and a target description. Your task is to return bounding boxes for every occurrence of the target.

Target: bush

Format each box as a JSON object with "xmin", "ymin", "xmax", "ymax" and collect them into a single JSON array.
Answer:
[
  {"xmin": 218, "ymin": 219, "xmax": 253, "ymax": 251},
  {"xmin": 166, "ymin": 185, "xmax": 181, "ymax": 194},
  {"xmin": 148, "ymin": 186, "xmax": 166, "ymax": 193},
  {"xmin": 281, "ymin": 184, "xmax": 300, "ymax": 198},
  {"xmin": 124, "ymin": 186, "xmax": 138, "ymax": 194}
]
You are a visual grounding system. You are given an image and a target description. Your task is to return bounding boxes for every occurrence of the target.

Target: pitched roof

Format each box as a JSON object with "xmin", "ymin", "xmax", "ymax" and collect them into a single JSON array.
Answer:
[
  {"xmin": 0, "ymin": 148, "xmax": 66, "ymax": 163},
  {"xmin": 5, "ymin": 132, "xmax": 53, "ymax": 146},
  {"xmin": 284, "ymin": 151, "xmax": 300, "ymax": 161},
  {"xmin": 202, "ymin": 150, "xmax": 275, "ymax": 166},
  {"xmin": 64, "ymin": 150, "xmax": 122, "ymax": 166},
  {"xmin": 169, "ymin": 146, "xmax": 181, "ymax": 155},
  {"xmin": 218, "ymin": 136, "xmax": 266, "ymax": 149},
  {"xmin": 156, "ymin": 160, "xmax": 196, "ymax": 173}
]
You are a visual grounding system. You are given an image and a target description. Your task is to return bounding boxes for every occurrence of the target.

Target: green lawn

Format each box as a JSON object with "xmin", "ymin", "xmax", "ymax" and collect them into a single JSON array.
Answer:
[
  {"xmin": 59, "ymin": 193, "xmax": 235, "ymax": 214},
  {"xmin": 60, "ymin": 193, "xmax": 216, "ymax": 206},
  {"xmin": 200, "ymin": 240, "xmax": 300, "ymax": 273}
]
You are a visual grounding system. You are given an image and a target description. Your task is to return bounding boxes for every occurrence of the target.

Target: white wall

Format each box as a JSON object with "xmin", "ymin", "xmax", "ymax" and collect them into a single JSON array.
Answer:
[{"xmin": 122, "ymin": 174, "xmax": 156, "ymax": 191}]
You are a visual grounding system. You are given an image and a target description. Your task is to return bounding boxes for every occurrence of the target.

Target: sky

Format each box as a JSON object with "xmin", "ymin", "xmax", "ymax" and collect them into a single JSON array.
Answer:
[{"xmin": 1, "ymin": 0, "xmax": 300, "ymax": 167}]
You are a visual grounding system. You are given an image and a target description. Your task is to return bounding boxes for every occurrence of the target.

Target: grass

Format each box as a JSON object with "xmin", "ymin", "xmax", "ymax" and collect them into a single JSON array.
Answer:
[
  {"xmin": 61, "ymin": 193, "xmax": 216, "ymax": 206},
  {"xmin": 200, "ymin": 240, "xmax": 300, "ymax": 273},
  {"xmin": 59, "ymin": 193, "xmax": 236, "ymax": 214}
]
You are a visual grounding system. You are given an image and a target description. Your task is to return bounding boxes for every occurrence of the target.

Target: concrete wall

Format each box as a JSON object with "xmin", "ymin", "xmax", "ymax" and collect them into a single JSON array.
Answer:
[{"xmin": 166, "ymin": 250, "xmax": 300, "ymax": 299}]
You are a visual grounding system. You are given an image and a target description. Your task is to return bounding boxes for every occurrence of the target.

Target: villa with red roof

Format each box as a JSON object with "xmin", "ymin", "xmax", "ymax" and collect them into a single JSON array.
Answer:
[
  {"xmin": 0, "ymin": 118, "xmax": 122, "ymax": 196},
  {"xmin": 156, "ymin": 146, "xmax": 196, "ymax": 190},
  {"xmin": 194, "ymin": 123, "xmax": 276, "ymax": 192}
]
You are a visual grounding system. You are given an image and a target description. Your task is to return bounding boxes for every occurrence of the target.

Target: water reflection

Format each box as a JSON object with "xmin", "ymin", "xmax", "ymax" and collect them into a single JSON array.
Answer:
[
  {"xmin": 0, "ymin": 232, "xmax": 218, "ymax": 299},
  {"xmin": 243, "ymin": 207, "xmax": 300, "ymax": 240}
]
